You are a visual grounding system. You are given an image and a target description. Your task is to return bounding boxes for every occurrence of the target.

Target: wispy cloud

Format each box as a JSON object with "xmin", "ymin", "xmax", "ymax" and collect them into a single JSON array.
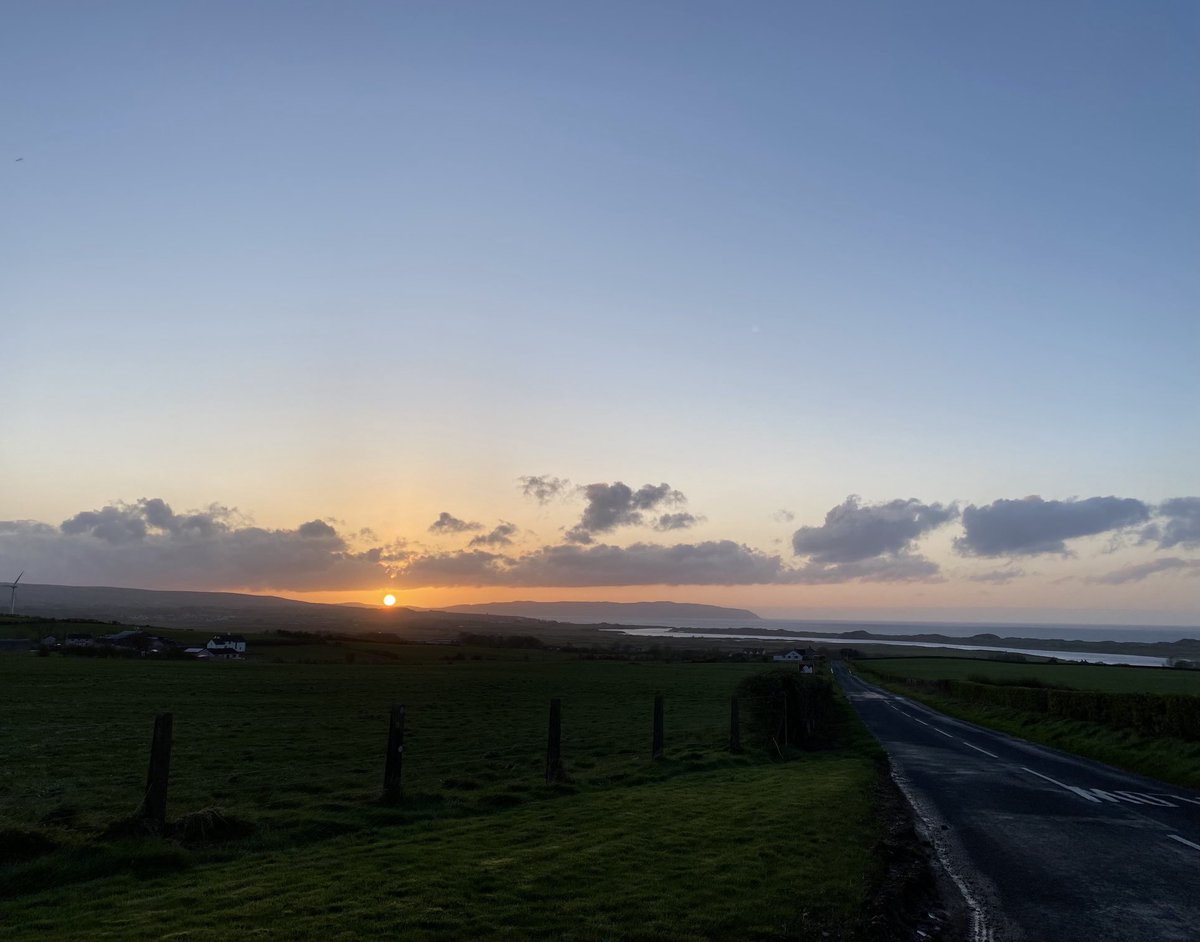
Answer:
[
  {"xmin": 1086, "ymin": 557, "xmax": 1200, "ymax": 585},
  {"xmin": 428, "ymin": 512, "xmax": 482, "ymax": 535},
  {"xmin": 518, "ymin": 475, "xmax": 571, "ymax": 505},
  {"xmin": 1140, "ymin": 497, "xmax": 1200, "ymax": 551},
  {"xmin": 468, "ymin": 522, "xmax": 518, "ymax": 547}
]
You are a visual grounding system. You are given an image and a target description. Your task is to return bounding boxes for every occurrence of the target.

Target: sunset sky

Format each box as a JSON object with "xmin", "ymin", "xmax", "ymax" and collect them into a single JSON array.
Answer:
[{"xmin": 3, "ymin": 2, "xmax": 1197, "ymax": 624}]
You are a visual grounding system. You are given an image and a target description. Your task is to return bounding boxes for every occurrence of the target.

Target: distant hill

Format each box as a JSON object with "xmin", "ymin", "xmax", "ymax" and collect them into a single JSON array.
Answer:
[
  {"xmin": 439, "ymin": 600, "xmax": 762, "ymax": 623},
  {"xmin": 5, "ymin": 584, "xmax": 530, "ymax": 635}
]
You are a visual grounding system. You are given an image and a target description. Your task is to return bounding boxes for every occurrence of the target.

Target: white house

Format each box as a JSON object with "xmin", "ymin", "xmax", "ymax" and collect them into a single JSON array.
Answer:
[
  {"xmin": 206, "ymin": 634, "xmax": 247, "ymax": 654},
  {"xmin": 772, "ymin": 649, "xmax": 805, "ymax": 662}
]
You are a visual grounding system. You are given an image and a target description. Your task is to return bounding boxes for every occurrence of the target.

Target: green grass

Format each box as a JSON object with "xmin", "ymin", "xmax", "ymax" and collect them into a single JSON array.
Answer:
[
  {"xmin": 859, "ymin": 656, "xmax": 1200, "ymax": 695},
  {"xmin": 1, "ymin": 650, "xmax": 890, "ymax": 939},
  {"xmin": 1, "ymin": 759, "xmax": 879, "ymax": 941},
  {"xmin": 855, "ymin": 660, "xmax": 1200, "ymax": 790}
]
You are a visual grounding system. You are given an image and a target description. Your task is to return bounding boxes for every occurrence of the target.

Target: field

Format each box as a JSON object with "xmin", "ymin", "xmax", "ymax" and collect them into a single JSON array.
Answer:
[
  {"xmin": 1, "ymin": 643, "xmax": 898, "ymax": 940},
  {"xmin": 860, "ymin": 657, "xmax": 1200, "ymax": 695}
]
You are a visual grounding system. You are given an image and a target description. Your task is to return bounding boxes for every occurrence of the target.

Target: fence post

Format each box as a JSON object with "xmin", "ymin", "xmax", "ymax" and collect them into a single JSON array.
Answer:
[
  {"xmin": 383, "ymin": 704, "xmax": 405, "ymax": 803},
  {"xmin": 729, "ymin": 696, "xmax": 741, "ymax": 752},
  {"xmin": 138, "ymin": 712, "xmax": 173, "ymax": 829},
  {"xmin": 545, "ymin": 698, "xmax": 563, "ymax": 784},
  {"xmin": 652, "ymin": 693, "xmax": 664, "ymax": 761}
]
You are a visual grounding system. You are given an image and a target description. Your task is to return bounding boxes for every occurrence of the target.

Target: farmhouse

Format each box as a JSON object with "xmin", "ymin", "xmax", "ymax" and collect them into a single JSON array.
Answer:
[
  {"xmin": 65, "ymin": 633, "xmax": 94, "ymax": 647},
  {"xmin": 207, "ymin": 634, "xmax": 247, "ymax": 654},
  {"xmin": 771, "ymin": 647, "xmax": 819, "ymax": 673}
]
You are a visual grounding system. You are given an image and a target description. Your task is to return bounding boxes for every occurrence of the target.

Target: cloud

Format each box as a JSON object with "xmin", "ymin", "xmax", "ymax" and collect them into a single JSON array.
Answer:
[
  {"xmin": 1142, "ymin": 497, "xmax": 1200, "ymax": 550},
  {"xmin": 772, "ymin": 509, "xmax": 795, "ymax": 523},
  {"xmin": 791, "ymin": 496, "xmax": 957, "ymax": 564},
  {"xmin": 956, "ymin": 496, "xmax": 1151, "ymax": 557},
  {"xmin": 428, "ymin": 512, "xmax": 482, "ymax": 534},
  {"xmin": 388, "ymin": 538, "xmax": 946, "ymax": 588},
  {"xmin": 298, "ymin": 519, "xmax": 338, "ymax": 539},
  {"xmin": 59, "ymin": 498, "xmax": 240, "ymax": 544},
  {"xmin": 966, "ymin": 567, "xmax": 1027, "ymax": 585},
  {"xmin": 1087, "ymin": 557, "xmax": 1200, "ymax": 585},
  {"xmin": 519, "ymin": 475, "xmax": 571, "ymax": 504},
  {"xmin": 653, "ymin": 512, "xmax": 701, "ymax": 532},
  {"xmin": 391, "ymin": 540, "xmax": 790, "ymax": 587},
  {"xmin": 565, "ymin": 481, "xmax": 687, "ymax": 544},
  {"xmin": 788, "ymin": 555, "xmax": 944, "ymax": 584},
  {"xmin": 468, "ymin": 522, "xmax": 518, "ymax": 547},
  {"xmin": 1, "ymin": 499, "xmax": 391, "ymax": 591}
]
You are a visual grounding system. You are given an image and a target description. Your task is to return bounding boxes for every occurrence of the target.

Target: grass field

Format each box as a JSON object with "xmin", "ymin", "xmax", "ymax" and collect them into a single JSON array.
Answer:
[
  {"xmin": 1, "ymin": 646, "xmax": 893, "ymax": 939},
  {"xmin": 859, "ymin": 657, "xmax": 1200, "ymax": 695}
]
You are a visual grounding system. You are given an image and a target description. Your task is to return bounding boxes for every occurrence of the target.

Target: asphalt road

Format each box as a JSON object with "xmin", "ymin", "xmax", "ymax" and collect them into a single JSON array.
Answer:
[{"xmin": 835, "ymin": 663, "xmax": 1200, "ymax": 942}]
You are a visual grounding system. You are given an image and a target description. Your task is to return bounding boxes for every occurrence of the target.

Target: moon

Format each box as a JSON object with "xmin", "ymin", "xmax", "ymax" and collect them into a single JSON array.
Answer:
[{"xmin": 383, "ymin": 594, "xmax": 396, "ymax": 607}]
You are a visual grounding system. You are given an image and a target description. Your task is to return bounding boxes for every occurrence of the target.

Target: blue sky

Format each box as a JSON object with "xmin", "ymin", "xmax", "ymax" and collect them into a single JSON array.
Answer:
[{"xmin": 3, "ymin": 2, "xmax": 1197, "ymax": 622}]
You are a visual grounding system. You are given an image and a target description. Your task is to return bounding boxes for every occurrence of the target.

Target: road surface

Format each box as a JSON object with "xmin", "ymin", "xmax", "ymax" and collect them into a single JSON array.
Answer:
[{"xmin": 835, "ymin": 663, "xmax": 1200, "ymax": 942}]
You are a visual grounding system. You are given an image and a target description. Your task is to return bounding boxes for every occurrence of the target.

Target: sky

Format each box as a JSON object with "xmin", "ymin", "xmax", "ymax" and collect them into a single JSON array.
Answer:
[{"xmin": 2, "ymin": 1, "xmax": 1197, "ymax": 625}]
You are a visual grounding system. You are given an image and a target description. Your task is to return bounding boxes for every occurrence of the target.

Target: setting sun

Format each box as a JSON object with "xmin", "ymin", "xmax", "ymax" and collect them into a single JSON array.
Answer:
[{"xmin": 382, "ymin": 594, "xmax": 396, "ymax": 607}]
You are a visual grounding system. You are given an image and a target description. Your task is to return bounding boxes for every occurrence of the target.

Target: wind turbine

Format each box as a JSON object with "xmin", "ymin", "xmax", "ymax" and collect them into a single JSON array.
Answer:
[{"xmin": 2, "ymin": 572, "xmax": 23, "ymax": 615}]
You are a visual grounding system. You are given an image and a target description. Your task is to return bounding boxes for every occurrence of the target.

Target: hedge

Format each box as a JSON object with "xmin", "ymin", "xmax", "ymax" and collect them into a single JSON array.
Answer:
[{"xmin": 864, "ymin": 669, "xmax": 1200, "ymax": 742}]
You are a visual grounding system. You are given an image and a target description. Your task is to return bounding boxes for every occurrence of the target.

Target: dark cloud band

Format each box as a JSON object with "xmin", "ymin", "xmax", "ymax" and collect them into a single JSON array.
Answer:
[{"xmin": 956, "ymin": 496, "xmax": 1151, "ymax": 557}]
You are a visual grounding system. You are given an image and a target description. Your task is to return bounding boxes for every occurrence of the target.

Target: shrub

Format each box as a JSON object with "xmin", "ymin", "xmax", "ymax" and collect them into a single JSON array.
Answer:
[{"xmin": 734, "ymin": 670, "xmax": 840, "ymax": 753}]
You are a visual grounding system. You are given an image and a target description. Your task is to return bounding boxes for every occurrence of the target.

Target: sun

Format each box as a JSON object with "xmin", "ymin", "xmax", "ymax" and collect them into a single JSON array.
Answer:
[{"xmin": 382, "ymin": 594, "xmax": 396, "ymax": 607}]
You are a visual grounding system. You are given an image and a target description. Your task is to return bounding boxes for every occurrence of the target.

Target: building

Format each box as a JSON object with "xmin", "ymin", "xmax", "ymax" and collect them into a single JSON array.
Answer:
[{"xmin": 206, "ymin": 634, "xmax": 247, "ymax": 654}]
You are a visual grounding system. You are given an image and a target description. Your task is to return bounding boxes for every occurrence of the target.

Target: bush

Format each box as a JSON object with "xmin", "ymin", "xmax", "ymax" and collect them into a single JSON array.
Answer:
[{"xmin": 734, "ymin": 670, "xmax": 840, "ymax": 753}]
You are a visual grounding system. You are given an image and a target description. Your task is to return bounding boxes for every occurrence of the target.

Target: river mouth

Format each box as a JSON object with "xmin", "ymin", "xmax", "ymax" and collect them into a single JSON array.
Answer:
[{"xmin": 599, "ymin": 627, "xmax": 1170, "ymax": 667}]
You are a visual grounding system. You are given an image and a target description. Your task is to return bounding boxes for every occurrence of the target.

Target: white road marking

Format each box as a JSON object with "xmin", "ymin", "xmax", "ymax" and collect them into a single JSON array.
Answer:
[
  {"xmin": 1170, "ymin": 795, "xmax": 1200, "ymax": 806},
  {"xmin": 1168, "ymin": 834, "xmax": 1200, "ymax": 852},
  {"xmin": 1115, "ymin": 791, "xmax": 1176, "ymax": 807},
  {"xmin": 1021, "ymin": 771, "xmax": 1187, "ymax": 808},
  {"xmin": 934, "ymin": 728, "xmax": 954, "ymax": 738},
  {"xmin": 1021, "ymin": 767, "xmax": 1101, "ymax": 803},
  {"xmin": 1083, "ymin": 789, "xmax": 1122, "ymax": 804},
  {"xmin": 962, "ymin": 741, "xmax": 999, "ymax": 759}
]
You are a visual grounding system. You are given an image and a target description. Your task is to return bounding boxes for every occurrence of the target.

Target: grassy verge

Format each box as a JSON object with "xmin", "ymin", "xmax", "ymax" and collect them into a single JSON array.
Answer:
[
  {"xmin": 854, "ymin": 662, "xmax": 1200, "ymax": 790},
  {"xmin": 857, "ymin": 656, "xmax": 1200, "ymax": 695}
]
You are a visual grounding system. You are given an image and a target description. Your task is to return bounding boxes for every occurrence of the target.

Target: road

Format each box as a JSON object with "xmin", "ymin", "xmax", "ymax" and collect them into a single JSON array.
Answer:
[{"xmin": 835, "ymin": 663, "xmax": 1200, "ymax": 942}]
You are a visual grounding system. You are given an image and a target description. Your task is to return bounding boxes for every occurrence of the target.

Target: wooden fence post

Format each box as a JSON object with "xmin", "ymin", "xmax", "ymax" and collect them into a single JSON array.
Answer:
[
  {"xmin": 729, "ymin": 696, "xmax": 741, "ymax": 752},
  {"xmin": 652, "ymin": 693, "xmax": 664, "ymax": 761},
  {"xmin": 138, "ymin": 712, "xmax": 173, "ymax": 829},
  {"xmin": 545, "ymin": 698, "xmax": 563, "ymax": 784},
  {"xmin": 383, "ymin": 704, "xmax": 405, "ymax": 803}
]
